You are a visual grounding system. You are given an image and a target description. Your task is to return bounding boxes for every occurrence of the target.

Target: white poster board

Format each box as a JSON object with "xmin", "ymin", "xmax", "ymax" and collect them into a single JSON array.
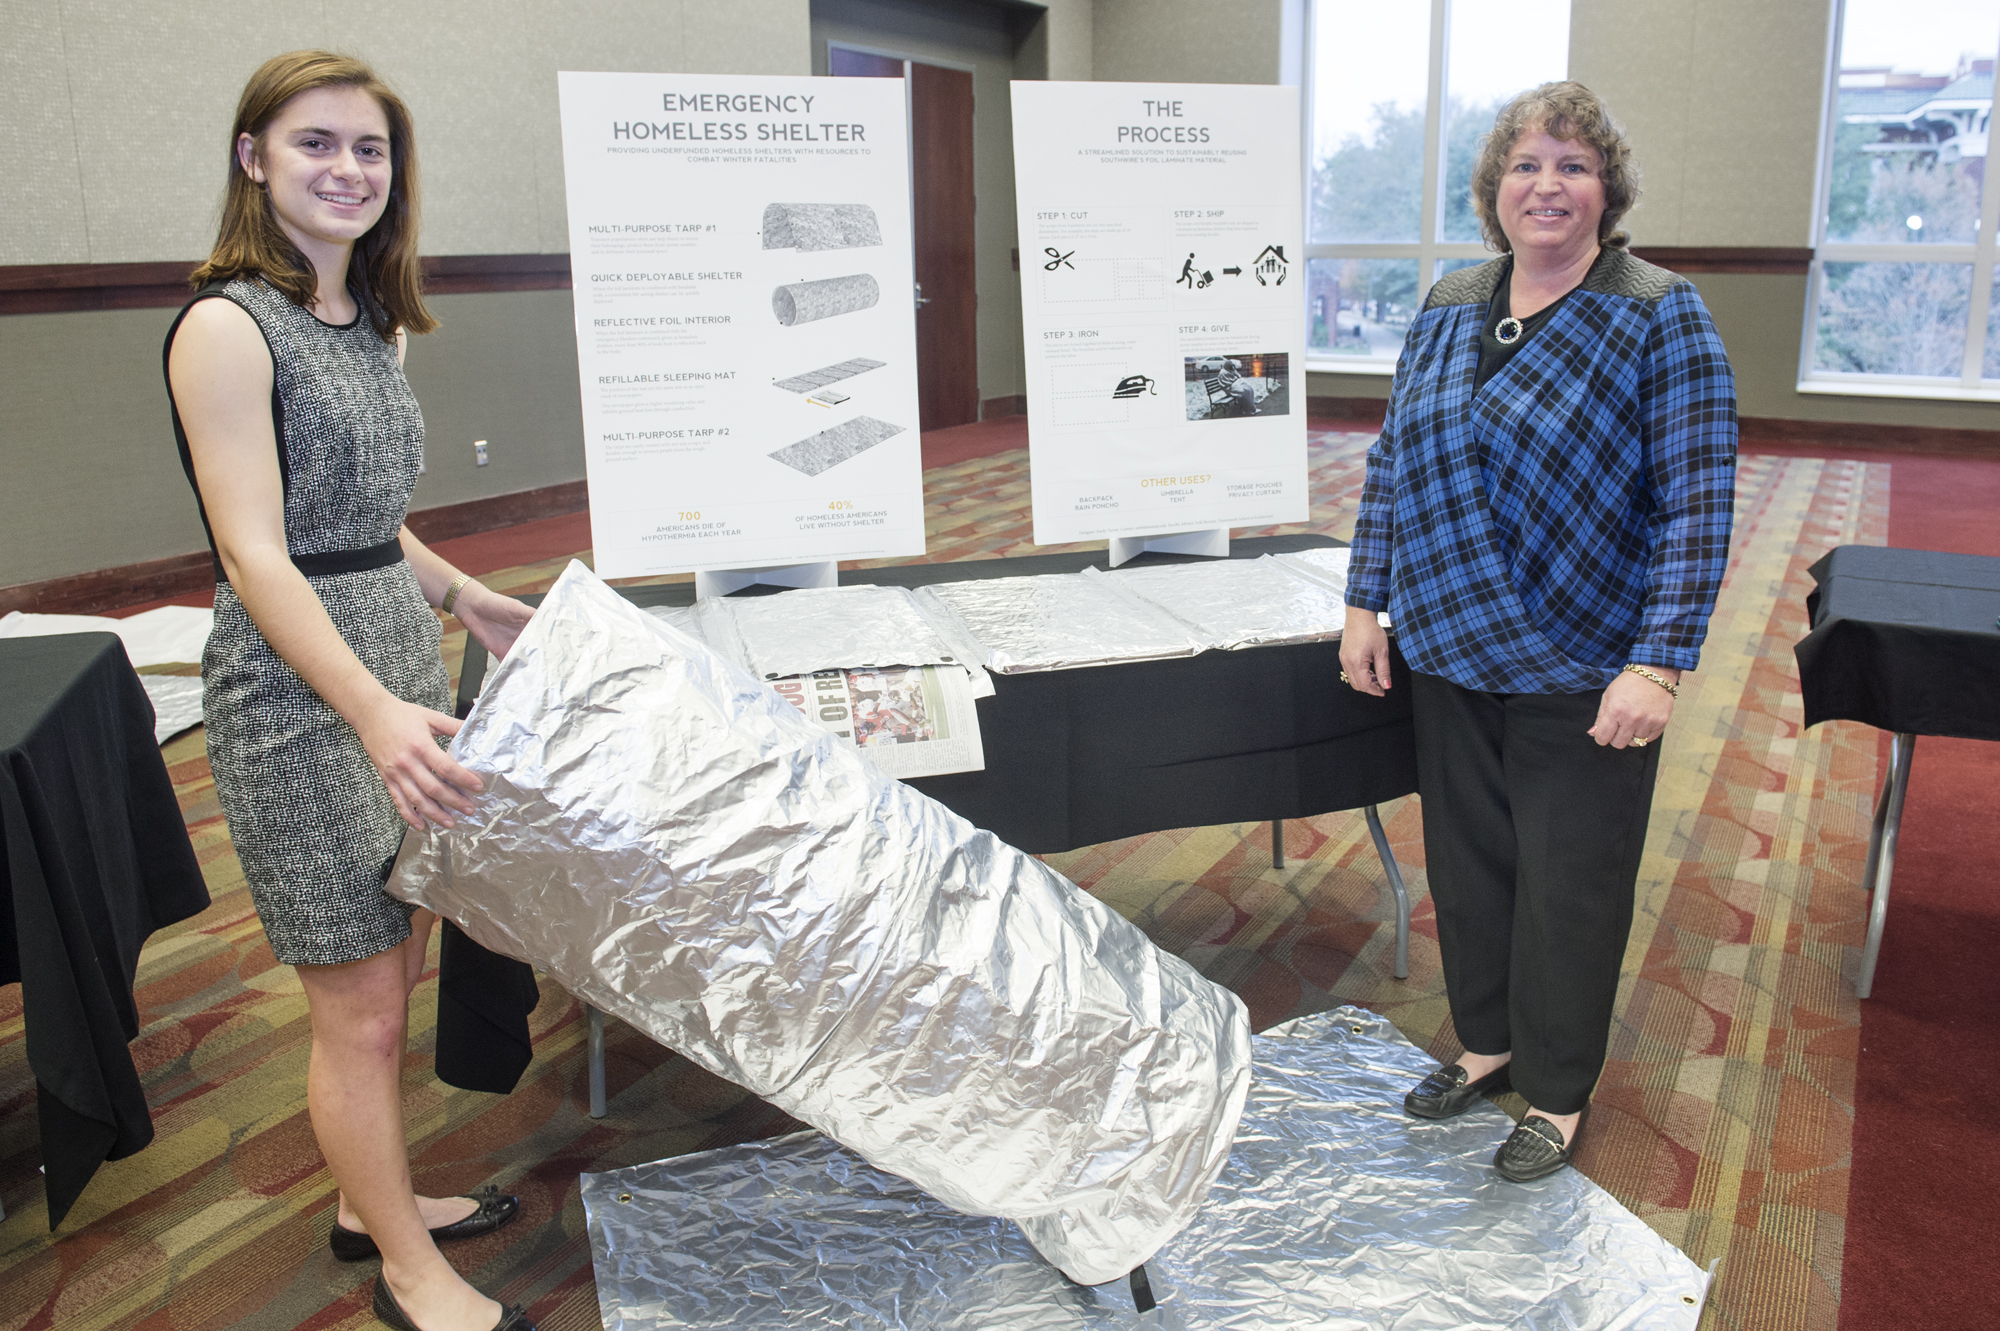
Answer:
[
  {"xmin": 1010, "ymin": 82, "xmax": 1307, "ymax": 546},
  {"xmin": 557, "ymin": 72, "xmax": 925, "ymax": 578}
]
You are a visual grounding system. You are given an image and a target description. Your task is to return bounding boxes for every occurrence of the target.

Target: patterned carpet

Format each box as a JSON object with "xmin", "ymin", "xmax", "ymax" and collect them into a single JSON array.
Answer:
[{"xmin": 0, "ymin": 432, "xmax": 1883, "ymax": 1330}]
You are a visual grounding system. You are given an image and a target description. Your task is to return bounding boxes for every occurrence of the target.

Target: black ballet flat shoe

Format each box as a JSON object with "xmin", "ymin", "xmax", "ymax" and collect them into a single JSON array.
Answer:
[
  {"xmin": 332, "ymin": 1184, "xmax": 521, "ymax": 1261},
  {"xmin": 1494, "ymin": 1109, "xmax": 1587, "ymax": 1183},
  {"xmin": 1404, "ymin": 1061, "xmax": 1511, "ymax": 1119},
  {"xmin": 372, "ymin": 1274, "xmax": 537, "ymax": 1331}
]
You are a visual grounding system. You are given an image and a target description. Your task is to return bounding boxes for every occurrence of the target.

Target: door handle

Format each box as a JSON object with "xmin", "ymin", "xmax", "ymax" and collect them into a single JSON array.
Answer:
[{"xmin": 913, "ymin": 282, "xmax": 931, "ymax": 308}]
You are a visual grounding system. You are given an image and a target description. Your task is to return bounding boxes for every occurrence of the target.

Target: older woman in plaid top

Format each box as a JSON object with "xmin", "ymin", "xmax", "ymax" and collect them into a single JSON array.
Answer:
[{"xmin": 1340, "ymin": 83, "xmax": 1736, "ymax": 1182}]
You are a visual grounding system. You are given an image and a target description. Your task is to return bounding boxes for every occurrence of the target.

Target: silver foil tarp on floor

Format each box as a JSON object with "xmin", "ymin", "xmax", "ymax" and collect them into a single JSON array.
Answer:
[
  {"xmin": 1101, "ymin": 557, "xmax": 1349, "ymax": 650},
  {"xmin": 915, "ymin": 574, "xmax": 1204, "ymax": 674},
  {"xmin": 580, "ymin": 1007, "xmax": 1710, "ymax": 1331},
  {"xmin": 387, "ymin": 562, "xmax": 1251, "ymax": 1285}
]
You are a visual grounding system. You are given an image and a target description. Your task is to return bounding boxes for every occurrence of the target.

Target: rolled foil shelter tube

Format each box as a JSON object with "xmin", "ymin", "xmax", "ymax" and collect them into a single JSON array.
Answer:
[
  {"xmin": 772, "ymin": 273, "xmax": 880, "ymax": 325},
  {"xmin": 387, "ymin": 562, "xmax": 1252, "ymax": 1284}
]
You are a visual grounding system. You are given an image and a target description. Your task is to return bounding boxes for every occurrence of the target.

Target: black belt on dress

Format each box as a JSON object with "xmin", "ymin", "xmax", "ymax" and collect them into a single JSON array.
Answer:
[{"xmin": 212, "ymin": 537, "xmax": 406, "ymax": 583}]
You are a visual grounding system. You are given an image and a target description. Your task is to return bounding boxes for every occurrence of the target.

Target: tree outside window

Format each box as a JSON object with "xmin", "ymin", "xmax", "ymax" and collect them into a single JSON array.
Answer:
[
  {"xmin": 1805, "ymin": 2, "xmax": 2000, "ymax": 395},
  {"xmin": 1304, "ymin": 0, "xmax": 1571, "ymax": 372}
]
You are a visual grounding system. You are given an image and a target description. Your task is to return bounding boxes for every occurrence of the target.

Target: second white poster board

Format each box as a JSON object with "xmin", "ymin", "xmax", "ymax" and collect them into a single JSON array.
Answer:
[
  {"xmin": 1011, "ymin": 82, "xmax": 1308, "ymax": 546},
  {"xmin": 557, "ymin": 72, "xmax": 925, "ymax": 578}
]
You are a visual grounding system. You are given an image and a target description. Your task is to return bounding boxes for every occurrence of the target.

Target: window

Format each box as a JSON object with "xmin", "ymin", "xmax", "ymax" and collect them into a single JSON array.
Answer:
[
  {"xmin": 1804, "ymin": 1, "xmax": 2000, "ymax": 398},
  {"xmin": 1304, "ymin": 0, "xmax": 1572, "ymax": 371}
]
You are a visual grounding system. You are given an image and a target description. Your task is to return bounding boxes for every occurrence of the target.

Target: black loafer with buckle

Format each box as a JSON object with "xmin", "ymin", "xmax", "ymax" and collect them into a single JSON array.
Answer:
[
  {"xmin": 372, "ymin": 1274, "xmax": 537, "ymax": 1331},
  {"xmin": 332, "ymin": 1184, "xmax": 522, "ymax": 1262},
  {"xmin": 1494, "ymin": 1109, "xmax": 1586, "ymax": 1183},
  {"xmin": 1404, "ymin": 1061, "xmax": 1512, "ymax": 1119}
]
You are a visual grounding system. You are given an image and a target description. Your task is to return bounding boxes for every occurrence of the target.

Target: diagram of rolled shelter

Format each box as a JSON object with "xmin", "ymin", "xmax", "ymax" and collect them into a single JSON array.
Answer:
[{"xmin": 759, "ymin": 201, "xmax": 908, "ymax": 477}]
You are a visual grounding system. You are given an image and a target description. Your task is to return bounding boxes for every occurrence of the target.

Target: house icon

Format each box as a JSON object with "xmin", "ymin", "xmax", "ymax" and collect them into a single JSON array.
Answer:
[{"xmin": 1253, "ymin": 245, "xmax": 1288, "ymax": 286}]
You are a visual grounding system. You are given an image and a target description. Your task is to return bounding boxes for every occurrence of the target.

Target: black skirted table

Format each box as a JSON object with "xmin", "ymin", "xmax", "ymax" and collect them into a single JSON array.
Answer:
[
  {"xmin": 442, "ymin": 536, "xmax": 1420, "ymax": 1106},
  {"xmin": 1795, "ymin": 545, "xmax": 2000, "ymax": 998},
  {"xmin": 1, "ymin": 634, "xmax": 210, "ymax": 1225}
]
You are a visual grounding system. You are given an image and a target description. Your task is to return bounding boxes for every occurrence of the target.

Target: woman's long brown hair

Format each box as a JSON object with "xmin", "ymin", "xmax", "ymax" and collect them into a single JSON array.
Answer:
[{"xmin": 192, "ymin": 50, "xmax": 436, "ymax": 339}]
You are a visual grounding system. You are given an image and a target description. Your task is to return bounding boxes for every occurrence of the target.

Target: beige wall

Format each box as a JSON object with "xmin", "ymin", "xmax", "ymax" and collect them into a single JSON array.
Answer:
[
  {"xmin": 0, "ymin": 0, "xmax": 811, "ymax": 589},
  {"xmin": 1090, "ymin": 0, "xmax": 1282, "ymax": 85},
  {"xmin": 1033, "ymin": 0, "xmax": 1095, "ymax": 82},
  {"xmin": 1571, "ymin": 0, "xmax": 1828, "ymax": 248},
  {"xmin": 809, "ymin": 0, "xmax": 1033, "ymax": 406},
  {"xmin": 0, "ymin": 291, "xmax": 587, "ymax": 588},
  {"xmin": 11, "ymin": 0, "xmax": 2000, "ymax": 590},
  {"xmin": 0, "ymin": 1, "xmax": 810, "ymax": 266}
]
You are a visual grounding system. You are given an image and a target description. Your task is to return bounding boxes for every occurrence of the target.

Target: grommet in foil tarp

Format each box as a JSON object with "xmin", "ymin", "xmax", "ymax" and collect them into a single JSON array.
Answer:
[{"xmin": 1129, "ymin": 1264, "xmax": 1157, "ymax": 1313}]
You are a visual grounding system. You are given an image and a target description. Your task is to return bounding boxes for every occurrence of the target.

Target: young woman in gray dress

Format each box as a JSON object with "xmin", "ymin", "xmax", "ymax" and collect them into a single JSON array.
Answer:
[{"xmin": 166, "ymin": 51, "xmax": 538, "ymax": 1331}]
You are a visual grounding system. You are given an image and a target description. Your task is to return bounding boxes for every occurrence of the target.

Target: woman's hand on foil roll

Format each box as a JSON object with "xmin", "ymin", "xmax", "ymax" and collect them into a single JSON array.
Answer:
[
  {"xmin": 356, "ymin": 695, "xmax": 483, "ymax": 829},
  {"xmin": 1339, "ymin": 606, "xmax": 1393, "ymax": 696},
  {"xmin": 1588, "ymin": 667, "xmax": 1678, "ymax": 749},
  {"xmin": 453, "ymin": 580, "xmax": 537, "ymax": 664}
]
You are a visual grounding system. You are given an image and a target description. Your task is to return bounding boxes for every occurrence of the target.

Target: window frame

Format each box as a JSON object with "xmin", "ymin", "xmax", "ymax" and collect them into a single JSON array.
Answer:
[
  {"xmin": 1302, "ymin": 0, "xmax": 1502, "ymax": 376},
  {"xmin": 1797, "ymin": 0, "xmax": 2000, "ymax": 401}
]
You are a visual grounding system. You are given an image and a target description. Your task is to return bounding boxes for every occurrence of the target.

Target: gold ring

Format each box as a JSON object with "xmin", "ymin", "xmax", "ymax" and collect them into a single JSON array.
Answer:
[
  {"xmin": 1339, "ymin": 671, "xmax": 1351, "ymax": 683},
  {"xmin": 1630, "ymin": 736, "xmax": 1651, "ymax": 748}
]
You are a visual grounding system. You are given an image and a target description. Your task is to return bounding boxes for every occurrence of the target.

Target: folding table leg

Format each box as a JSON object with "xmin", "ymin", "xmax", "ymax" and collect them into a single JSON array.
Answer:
[
  {"xmin": 1271, "ymin": 819, "xmax": 1285, "ymax": 869},
  {"xmin": 1364, "ymin": 804, "xmax": 1411, "ymax": 980},
  {"xmin": 588, "ymin": 1005, "xmax": 608, "ymax": 1119},
  {"xmin": 1856, "ymin": 732, "xmax": 1916, "ymax": 1001}
]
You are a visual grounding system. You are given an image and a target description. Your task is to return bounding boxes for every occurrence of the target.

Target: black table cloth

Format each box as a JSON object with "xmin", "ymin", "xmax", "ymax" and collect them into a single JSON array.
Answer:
[
  {"xmin": 1, "ymin": 633, "xmax": 210, "ymax": 1226},
  {"xmin": 439, "ymin": 536, "xmax": 1417, "ymax": 1092},
  {"xmin": 1797, "ymin": 545, "xmax": 2000, "ymax": 742},
  {"xmin": 1794, "ymin": 544, "xmax": 2000, "ymax": 1000}
]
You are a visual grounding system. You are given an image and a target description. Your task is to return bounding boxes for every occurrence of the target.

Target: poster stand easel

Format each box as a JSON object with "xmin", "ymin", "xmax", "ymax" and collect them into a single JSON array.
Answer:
[
  {"xmin": 1108, "ymin": 526, "xmax": 1230, "ymax": 568},
  {"xmin": 694, "ymin": 560, "xmax": 840, "ymax": 600}
]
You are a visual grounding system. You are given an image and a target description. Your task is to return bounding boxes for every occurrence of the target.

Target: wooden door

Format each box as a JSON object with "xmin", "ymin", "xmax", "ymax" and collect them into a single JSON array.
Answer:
[
  {"xmin": 908, "ymin": 63, "xmax": 978, "ymax": 430},
  {"xmin": 830, "ymin": 50, "xmax": 980, "ymax": 431}
]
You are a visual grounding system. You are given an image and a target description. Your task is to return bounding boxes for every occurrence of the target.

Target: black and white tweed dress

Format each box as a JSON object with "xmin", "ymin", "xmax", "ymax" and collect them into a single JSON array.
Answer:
[{"xmin": 166, "ymin": 276, "xmax": 450, "ymax": 966}]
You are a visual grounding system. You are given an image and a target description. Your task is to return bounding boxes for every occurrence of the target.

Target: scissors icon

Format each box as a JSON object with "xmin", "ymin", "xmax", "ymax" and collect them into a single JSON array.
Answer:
[{"xmin": 1044, "ymin": 247, "xmax": 1075, "ymax": 271}]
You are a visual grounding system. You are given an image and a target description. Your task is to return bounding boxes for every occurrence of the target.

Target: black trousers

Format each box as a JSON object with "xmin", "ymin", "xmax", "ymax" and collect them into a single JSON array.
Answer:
[{"xmin": 1411, "ymin": 670, "xmax": 1662, "ymax": 1114}]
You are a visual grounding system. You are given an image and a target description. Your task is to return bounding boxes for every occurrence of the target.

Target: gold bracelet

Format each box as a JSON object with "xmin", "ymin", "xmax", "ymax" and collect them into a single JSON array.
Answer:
[
  {"xmin": 441, "ymin": 573, "xmax": 473, "ymax": 616},
  {"xmin": 1622, "ymin": 663, "xmax": 1678, "ymax": 698}
]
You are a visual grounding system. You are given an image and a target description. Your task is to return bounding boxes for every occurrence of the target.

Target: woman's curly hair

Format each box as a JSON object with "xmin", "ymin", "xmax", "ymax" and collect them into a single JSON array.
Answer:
[{"xmin": 1470, "ymin": 81, "xmax": 1639, "ymax": 253}]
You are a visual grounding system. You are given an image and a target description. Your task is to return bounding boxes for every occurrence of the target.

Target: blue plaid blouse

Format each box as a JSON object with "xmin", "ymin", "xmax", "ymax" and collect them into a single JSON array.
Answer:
[{"xmin": 1346, "ymin": 249, "xmax": 1737, "ymax": 694}]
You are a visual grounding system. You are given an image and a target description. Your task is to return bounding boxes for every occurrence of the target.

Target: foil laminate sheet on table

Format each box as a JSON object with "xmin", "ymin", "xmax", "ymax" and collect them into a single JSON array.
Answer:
[
  {"xmin": 387, "ymin": 563, "xmax": 1251, "ymax": 1285},
  {"xmin": 1272, "ymin": 544, "xmax": 1351, "ymax": 599},
  {"xmin": 1100, "ymin": 557, "xmax": 1349, "ymax": 650},
  {"xmin": 581, "ymin": 1007, "xmax": 1711, "ymax": 1331},
  {"xmin": 709, "ymin": 584, "xmax": 962, "ymax": 679},
  {"xmin": 915, "ymin": 574, "xmax": 1204, "ymax": 674}
]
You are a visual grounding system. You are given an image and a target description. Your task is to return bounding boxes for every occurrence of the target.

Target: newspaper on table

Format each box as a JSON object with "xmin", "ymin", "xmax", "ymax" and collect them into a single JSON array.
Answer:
[
  {"xmin": 768, "ymin": 664, "xmax": 984, "ymax": 779},
  {"xmin": 645, "ymin": 601, "xmax": 986, "ymax": 779}
]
